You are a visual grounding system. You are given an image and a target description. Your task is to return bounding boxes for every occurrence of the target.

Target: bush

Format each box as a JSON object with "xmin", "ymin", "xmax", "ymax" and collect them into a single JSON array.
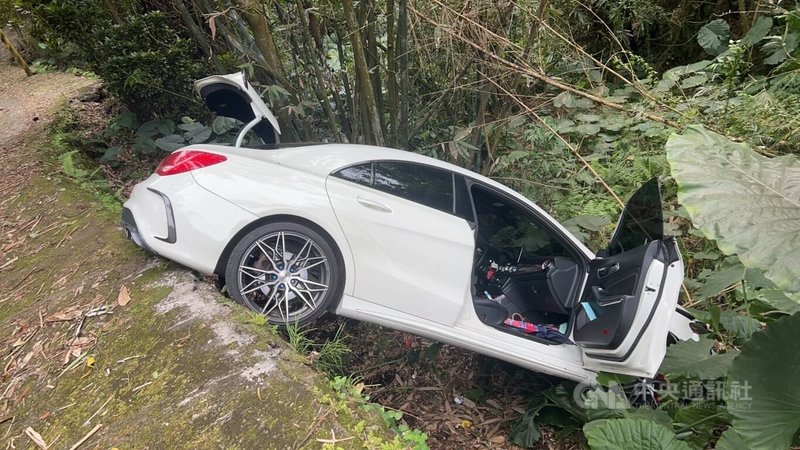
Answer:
[
  {"xmin": 18, "ymin": 3, "xmax": 206, "ymax": 120},
  {"xmin": 94, "ymin": 11, "xmax": 205, "ymax": 120}
]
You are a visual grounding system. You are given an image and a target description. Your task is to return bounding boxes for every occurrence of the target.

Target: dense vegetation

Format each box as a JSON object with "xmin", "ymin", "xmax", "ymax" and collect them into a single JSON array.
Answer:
[{"xmin": 2, "ymin": 0, "xmax": 799, "ymax": 448}]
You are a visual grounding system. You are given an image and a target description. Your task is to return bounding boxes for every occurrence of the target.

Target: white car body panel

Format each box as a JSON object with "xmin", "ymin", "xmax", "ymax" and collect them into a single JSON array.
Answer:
[
  {"xmin": 339, "ymin": 294, "xmax": 593, "ymax": 381},
  {"xmin": 121, "ymin": 73, "xmax": 697, "ymax": 383},
  {"xmin": 186, "ymin": 148, "xmax": 357, "ymax": 295},
  {"xmin": 123, "ymin": 171, "xmax": 258, "ymax": 274},
  {"xmin": 580, "ymin": 258, "xmax": 683, "ymax": 376},
  {"xmin": 326, "ymin": 176, "xmax": 475, "ymax": 326}
]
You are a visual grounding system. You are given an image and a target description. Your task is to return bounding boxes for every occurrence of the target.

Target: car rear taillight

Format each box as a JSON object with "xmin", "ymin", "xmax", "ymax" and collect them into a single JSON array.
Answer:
[{"xmin": 155, "ymin": 150, "xmax": 227, "ymax": 176}]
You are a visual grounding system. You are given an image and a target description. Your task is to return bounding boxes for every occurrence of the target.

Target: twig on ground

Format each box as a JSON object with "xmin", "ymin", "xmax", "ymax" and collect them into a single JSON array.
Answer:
[
  {"xmin": 0, "ymin": 256, "xmax": 18, "ymax": 271},
  {"xmin": 54, "ymin": 402, "xmax": 76, "ymax": 412},
  {"xmin": 116, "ymin": 355, "xmax": 144, "ymax": 364},
  {"xmin": 23, "ymin": 426, "xmax": 47, "ymax": 449},
  {"xmin": 131, "ymin": 381, "xmax": 153, "ymax": 394},
  {"xmin": 55, "ymin": 225, "xmax": 79, "ymax": 248},
  {"xmin": 293, "ymin": 406, "xmax": 333, "ymax": 450},
  {"xmin": 82, "ymin": 395, "xmax": 112, "ymax": 427},
  {"xmin": 68, "ymin": 423, "xmax": 102, "ymax": 450},
  {"xmin": 316, "ymin": 430, "xmax": 354, "ymax": 444}
]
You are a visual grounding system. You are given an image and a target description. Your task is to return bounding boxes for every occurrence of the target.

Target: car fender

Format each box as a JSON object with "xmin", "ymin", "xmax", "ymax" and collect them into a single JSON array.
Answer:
[{"xmin": 190, "ymin": 156, "xmax": 357, "ymax": 295}]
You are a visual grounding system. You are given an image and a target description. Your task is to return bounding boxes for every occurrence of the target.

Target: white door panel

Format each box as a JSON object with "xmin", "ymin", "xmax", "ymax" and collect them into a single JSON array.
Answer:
[
  {"xmin": 326, "ymin": 177, "xmax": 474, "ymax": 326},
  {"xmin": 582, "ymin": 258, "xmax": 683, "ymax": 376},
  {"xmin": 574, "ymin": 179, "xmax": 684, "ymax": 377}
]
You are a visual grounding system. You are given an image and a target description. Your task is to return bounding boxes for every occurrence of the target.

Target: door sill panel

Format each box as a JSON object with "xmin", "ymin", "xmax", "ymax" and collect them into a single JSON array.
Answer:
[{"xmin": 337, "ymin": 294, "xmax": 595, "ymax": 382}]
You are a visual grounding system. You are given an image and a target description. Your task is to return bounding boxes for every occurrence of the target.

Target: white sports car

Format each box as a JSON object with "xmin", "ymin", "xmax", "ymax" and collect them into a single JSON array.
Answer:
[{"xmin": 122, "ymin": 73, "xmax": 697, "ymax": 382}]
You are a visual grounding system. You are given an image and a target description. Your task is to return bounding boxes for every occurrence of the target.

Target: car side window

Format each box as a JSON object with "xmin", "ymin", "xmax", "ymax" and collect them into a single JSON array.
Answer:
[
  {"xmin": 372, "ymin": 162, "xmax": 454, "ymax": 214},
  {"xmin": 472, "ymin": 185, "xmax": 569, "ymax": 262},
  {"xmin": 334, "ymin": 163, "xmax": 373, "ymax": 186},
  {"xmin": 333, "ymin": 161, "xmax": 455, "ymax": 214}
]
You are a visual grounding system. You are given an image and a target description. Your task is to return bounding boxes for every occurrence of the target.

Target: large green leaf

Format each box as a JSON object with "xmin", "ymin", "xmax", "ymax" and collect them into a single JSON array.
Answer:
[
  {"xmin": 672, "ymin": 406, "xmax": 729, "ymax": 449},
  {"xmin": 715, "ymin": 428, "xmax": 748, "ymax": 450},
  {"xmin": 697, "ymin": 19, "xmax": 730, "ymax": 55},
  {"xmin": 726, "ymin": 312, "xmax": 800, "ymax": 449},
  {"xmin": 740, "ymin": 16, "xmax": 773, "ymax": 47},
  {"xmin": 659, "ymin": 337, "xmax": 737, "ymax": 380},
  {"xmin": 666, "ymin": 125, "xmax": 800, "ymax": 295},
  {"xmin": 696, "ymin": 263, "xmax": 745, "ymax": 300},
  {"xmin": 510, "ymin": 407, "xmax": 543, "ymax": 447},
  {"xmin": 584, "ymin": 418, "xmax": 692, "ymax": 450},
  {"xmin": 719, "ymin": 311, "xmax": 760, "ymax": 339},
  {"xmin": 762, "ymin": 33, "xmax": 799, "ymax": 65}
]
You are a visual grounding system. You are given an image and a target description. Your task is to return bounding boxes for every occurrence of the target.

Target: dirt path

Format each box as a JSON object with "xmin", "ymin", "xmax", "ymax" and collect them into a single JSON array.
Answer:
[
  {"xmin": 0, "ymin": 56, "xmax": 91, "ymax": 145},
  {"xmin": 0, "ymin": 51, "xmax": 389, "ymax": 448}
]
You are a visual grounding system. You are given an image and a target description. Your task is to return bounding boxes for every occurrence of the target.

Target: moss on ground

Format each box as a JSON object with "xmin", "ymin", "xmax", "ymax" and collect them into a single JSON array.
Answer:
[{"xmin": 1, "ymin": 103, "xmax": 396, "ymax": 449}]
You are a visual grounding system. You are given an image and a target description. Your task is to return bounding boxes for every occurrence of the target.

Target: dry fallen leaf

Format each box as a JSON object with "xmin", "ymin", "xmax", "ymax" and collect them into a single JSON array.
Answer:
[
  {"xmin": 489, "ymin": 435, "xmax": 506, "ymax": 444},
  {"xmin": 117, "ymin": 285, "xmax": 131, "ymax": 306},
  {"xmin": 47, "ymin": 306, "xmax": 83, "ymax": 322}
]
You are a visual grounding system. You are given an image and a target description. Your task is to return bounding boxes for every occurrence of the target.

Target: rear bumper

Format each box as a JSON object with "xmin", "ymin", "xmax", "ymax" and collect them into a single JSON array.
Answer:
[
  {"xmin": 122, "ymin": 172, "xmax": 258, "ymax": 275},
  {"xmin": 121, "ymin": 206, "xmax": 156, "ymax": 254}
]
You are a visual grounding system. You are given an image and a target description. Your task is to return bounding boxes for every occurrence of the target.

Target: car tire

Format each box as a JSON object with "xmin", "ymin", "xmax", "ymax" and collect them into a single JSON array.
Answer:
[{"xmin": 225, "ymin": 221, "xmax": 343, "ymax": 328}]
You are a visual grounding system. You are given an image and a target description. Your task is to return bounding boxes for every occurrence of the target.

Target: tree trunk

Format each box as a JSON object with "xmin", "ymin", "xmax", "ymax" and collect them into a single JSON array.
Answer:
[
  {"xmin": 341, "ymin": 0, "xmax": 384, "ymax": 145},
  {"xmin": 295, "ymin": 0, "xmax": 342, "ymax": 142},
  {"xmin": 397, "ymin": 0, "xmax": 409, "ymax": 149},
  {"xmin": 1, "ymin": 30, "xmax": 33, "ymax": 77},
  {"xmin": 304, "ymin": 0, "xmax": 325, "ymax": 51},
  {"xmin": 174, "ymin": 0, "xmax": 213, "ymax": 58},
  {"xmin": 385, "ymin": 0, "xmax": 398, "ymax": 147},
  {"xmin": 336, "ymin": 31, "xmax": 357, "ymax": 142},
  {"xmin": 364, "ymin": 0, "xmax": 387, "ymax": 140},
  {"xmin": 233, "ymin": 0, "xmax": 293, "ymax": 91},
  {"xmin": 470, "ymin": 70, "xmax": 491, "ymax": 171}
]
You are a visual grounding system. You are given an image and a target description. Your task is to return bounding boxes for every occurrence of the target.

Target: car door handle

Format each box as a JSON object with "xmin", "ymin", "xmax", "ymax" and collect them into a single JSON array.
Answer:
[
  {"xmin": 357, "ymin": 196, "xmax": 392, "ymax": 213},
  {"xmin": 597, "ymin": 262, "xmax": 620, "ymax": 278}
]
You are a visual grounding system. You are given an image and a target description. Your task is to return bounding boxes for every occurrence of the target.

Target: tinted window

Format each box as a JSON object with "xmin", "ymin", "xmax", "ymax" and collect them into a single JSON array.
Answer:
[
  {"xmin": 608, "ymin": 178, "xmax": 663, "ymax": 255},
  {"xmin": 373, "ymin": 162, "xmax": 454, "ymax": 213},
  {"xmin": 334, "ymin": 163, "xmax": 373, "ymax": 186},
  {"xmin": 472, "ymin": 185, "xmax": 570, "ymax": 262}
]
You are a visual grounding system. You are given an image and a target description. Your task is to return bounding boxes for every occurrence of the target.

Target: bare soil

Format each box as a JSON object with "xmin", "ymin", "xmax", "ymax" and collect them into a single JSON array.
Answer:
[{"xmin": 0, "ymin": 48, "xmax": 389, "ymax": 449}]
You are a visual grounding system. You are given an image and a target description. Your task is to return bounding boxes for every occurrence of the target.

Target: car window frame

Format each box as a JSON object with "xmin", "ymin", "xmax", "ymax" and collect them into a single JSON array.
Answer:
[
  {"xmin": 331, "ymin": 160, "xmax": 469, "ymax": 218},
  {"xmin": 463, "ymin": 177, "xmax": 589, "ymax": 266}
]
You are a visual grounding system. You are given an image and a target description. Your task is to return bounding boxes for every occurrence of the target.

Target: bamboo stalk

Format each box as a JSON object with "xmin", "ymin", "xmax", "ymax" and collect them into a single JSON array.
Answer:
[
  {"xmin": 0, "ymin": 30, "xmax": 33, "ymax": 76},
  {"xmin": 294, "ymin": 0, "xmax": 341, "ymax": 142},
  {"xmin": 342, "ymin": 0, "xmax": 384, "ymax": 145},
  {"xmin": 397, "ymin": 0, "xmax": 410, "ymax": 148}
]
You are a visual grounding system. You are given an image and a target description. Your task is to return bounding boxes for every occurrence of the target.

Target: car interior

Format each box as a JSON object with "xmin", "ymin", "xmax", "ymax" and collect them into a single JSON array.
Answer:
[{"xmin": 469, "ymin": 184, "xmax": 584, "ymax": 344}]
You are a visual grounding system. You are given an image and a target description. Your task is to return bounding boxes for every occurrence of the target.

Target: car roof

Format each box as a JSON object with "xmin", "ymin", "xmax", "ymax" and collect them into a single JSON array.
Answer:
[
  {"xmin": 267, "ymin": 143, "xmax": 484, "ymax": 179},
  {"xmin": 195, "ymin": 142, "xmax": 525, "ymax": 204}
]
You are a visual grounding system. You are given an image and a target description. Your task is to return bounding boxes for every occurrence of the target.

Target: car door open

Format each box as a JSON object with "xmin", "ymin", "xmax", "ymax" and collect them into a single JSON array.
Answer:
[{"xmin": 573, "ymin": 179, "xmax": 684, "ymax": 377}]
